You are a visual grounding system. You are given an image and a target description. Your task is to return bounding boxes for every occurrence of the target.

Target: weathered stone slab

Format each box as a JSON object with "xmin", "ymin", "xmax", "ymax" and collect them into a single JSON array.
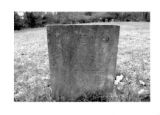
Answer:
[{"xmin": 47, "ymin": 24, "xmax": 120, "ymax": 101}]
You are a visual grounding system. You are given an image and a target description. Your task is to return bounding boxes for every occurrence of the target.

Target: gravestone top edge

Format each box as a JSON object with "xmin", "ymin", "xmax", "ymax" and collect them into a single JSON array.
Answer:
[{"xmin": 46, "ymin": 24, "xmax": 120, "ymax": 28}]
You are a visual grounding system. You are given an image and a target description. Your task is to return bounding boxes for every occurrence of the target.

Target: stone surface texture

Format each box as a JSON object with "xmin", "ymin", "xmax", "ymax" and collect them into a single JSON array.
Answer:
[{"xmin": 47, "ymin": 24, "xmax": 120, "ymax": 101}]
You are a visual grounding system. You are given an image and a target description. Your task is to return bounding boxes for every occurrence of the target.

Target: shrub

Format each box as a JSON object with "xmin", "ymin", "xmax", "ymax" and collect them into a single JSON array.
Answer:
[
  {"xmin": 14, "ymin": 12, "xmax": 24, "ymax": 30},
  {"xmin": 23, "ymin": 12, "xmax": 45, "ymax": 28}
]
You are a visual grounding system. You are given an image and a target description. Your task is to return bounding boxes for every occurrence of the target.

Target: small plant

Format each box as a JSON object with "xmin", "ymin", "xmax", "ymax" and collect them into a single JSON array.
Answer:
[{"xmin": 75, "ymin": 90, "xmax": 112, "ymax": 102}]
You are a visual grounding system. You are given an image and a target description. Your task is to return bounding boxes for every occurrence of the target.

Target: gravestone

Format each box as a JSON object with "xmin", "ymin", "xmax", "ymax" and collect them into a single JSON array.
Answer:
[{"xmin": 47, "ymin": 24, "xmax": 120, "ymax": 101}]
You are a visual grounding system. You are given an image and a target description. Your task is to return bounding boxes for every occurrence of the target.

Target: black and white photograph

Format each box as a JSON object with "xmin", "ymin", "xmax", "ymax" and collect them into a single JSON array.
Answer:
[
  {"xmin": 14, "ymin": 12, "xmax": 150, "ymax": 102},
  {"xmin": 1, "ymin": 0, "xmax": 160, "ymax": 114}
]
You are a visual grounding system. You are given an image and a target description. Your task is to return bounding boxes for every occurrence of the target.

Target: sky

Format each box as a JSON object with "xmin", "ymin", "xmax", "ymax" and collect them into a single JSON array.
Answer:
[{"xmin": 17, "ymin": 11, "xmax": 24, "ymax": 16}]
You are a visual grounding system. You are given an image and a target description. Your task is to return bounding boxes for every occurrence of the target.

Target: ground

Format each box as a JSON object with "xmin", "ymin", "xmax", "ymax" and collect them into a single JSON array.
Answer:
[{"xmin": 14, "ymin": 22, "xmax": 150, "ymax": 102}]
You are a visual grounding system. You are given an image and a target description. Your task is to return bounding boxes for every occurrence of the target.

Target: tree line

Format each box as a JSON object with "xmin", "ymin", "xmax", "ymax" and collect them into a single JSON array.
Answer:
[{"xmin": 14, "ymin": 12, "xmax": 150, "ymax": 30}]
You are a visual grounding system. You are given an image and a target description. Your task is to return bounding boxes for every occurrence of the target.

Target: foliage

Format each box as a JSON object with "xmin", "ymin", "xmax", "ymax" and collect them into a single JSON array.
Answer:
[
  {"xmin": 23, "ymin": 12, "xmax": 45, "ymax": 28},
  {"xmin": 14, "ymin": 12, "xmax": 24, "ymax": 30},
  {"xmin": 42, "ymin": 12, "xmax": 58, "ymax": 24},
  {"xmin": 14, "ymin": 12, "xmax": 150, "ymax": 30},
  {"xmin": 84, "ymin": 12, "xmax": 92, "ymax": 16}
]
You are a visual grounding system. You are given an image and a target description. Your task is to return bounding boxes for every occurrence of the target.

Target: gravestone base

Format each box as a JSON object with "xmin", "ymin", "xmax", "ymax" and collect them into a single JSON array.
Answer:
[{"xmin": 47, "ymin": 24, "xmax": 120, "ymax": 101}]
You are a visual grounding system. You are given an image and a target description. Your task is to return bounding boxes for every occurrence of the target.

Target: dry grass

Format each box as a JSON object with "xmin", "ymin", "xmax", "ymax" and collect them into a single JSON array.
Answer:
[{"xmin": 14, "ymin": 22, "xmax": 150, "ymax": 102}]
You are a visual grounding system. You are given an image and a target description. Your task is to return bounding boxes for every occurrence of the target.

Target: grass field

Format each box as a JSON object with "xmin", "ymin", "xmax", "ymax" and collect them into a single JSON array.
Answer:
[{"xmin": 14, "ymin": 22, "xmax": 150, "ymax": 102}]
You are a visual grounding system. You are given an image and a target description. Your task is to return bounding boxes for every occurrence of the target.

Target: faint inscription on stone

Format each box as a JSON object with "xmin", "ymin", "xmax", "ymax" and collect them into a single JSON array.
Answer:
[{"xmin": 47, "ymin": 25, "xmax": 120, "ymax": 101}]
